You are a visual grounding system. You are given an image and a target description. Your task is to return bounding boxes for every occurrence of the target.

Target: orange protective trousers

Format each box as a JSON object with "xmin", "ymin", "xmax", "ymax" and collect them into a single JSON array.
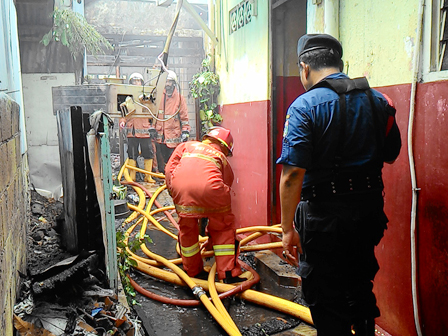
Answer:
[
  {"xmin": 166, "ymin": 141, "xmax": 242, "ymax": 280},
  {"xmin": 178, "ymin": 214, "xmax": 241, "ymax": 280}
]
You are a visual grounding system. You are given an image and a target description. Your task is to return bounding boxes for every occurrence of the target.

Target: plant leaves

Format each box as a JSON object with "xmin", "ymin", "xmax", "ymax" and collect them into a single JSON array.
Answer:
[
  {"xmin": 41, "ymin": 31, "xmax": 52, "ymax": 46},
  {"xmin": 199, "ymin": 110, "xmax": 208, "ymax": 121},
  {"xmin": 61, "ymin": 29, "xmax": 68, "ymax": 46}
]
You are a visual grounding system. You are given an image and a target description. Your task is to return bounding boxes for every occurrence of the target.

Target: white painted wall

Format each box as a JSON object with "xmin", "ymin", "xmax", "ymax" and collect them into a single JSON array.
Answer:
[
  {"xmin": 22, "ymin": 73, "xmax": 75, "ymax": 197},
  {"xmin": 1, "ymin": 0, "xmax": 27, "ymax": 154}
]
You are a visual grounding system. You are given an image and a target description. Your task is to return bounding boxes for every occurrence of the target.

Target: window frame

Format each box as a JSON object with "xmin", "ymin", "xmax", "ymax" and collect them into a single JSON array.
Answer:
[{"xmin": 422, "ymin": 0, "xmax": 448, "ymax": 82}]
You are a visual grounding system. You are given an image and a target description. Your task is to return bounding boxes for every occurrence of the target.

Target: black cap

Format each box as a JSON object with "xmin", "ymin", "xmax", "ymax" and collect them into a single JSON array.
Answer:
[{"xmin": 297, "ymin": 34, "xmax": 343, "ymax": 58}]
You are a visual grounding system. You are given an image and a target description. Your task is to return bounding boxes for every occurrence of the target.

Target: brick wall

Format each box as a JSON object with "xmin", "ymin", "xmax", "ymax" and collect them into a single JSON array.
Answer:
[{"xmin": 0, "ymin": 93, "xmax": 28, "ymax": 335}]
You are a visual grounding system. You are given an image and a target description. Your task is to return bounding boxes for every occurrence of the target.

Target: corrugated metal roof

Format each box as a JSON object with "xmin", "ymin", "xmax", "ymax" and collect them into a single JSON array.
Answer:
[
  {"xmin": 16, "ymin": 0, "xmax": 78, "ymax": 73},
  {"xmin": 16, "ymin": 0, "xmax": 53, "ymax": 39}
]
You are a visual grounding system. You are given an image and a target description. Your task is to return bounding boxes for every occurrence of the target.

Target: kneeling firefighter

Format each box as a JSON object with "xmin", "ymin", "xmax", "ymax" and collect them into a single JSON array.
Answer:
[
  {"xmin": 119, "ymin": 73, "xmax": 156, "ymax": 183},
  {"xmin": 165, "ymin": 127, "xmax": 243, "ymax": 282}
]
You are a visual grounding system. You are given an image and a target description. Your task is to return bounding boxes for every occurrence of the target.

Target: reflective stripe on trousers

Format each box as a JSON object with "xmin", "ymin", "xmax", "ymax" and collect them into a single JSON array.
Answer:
[
  {"xmin": 178, "ymin": 217, "xmax": 203, "ymax": 277},
  {"xmin": 213, "ymin": 244, "xmax": 235, "ymax": 256},
  {"xmin": 181, "ymin": 241, "xmax": 200, "ymax": 258}
]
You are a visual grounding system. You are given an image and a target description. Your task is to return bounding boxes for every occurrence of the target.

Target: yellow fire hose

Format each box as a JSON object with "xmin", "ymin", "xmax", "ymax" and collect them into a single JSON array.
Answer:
[
  {"xmin": 208, "ymin": 262, "xmax": 240, "ymax": 331},
  {"xmin": 118, "ymin": 159, "xmax": 147, "ymax": 224},
  {"xmin": 133, "ymin": 259, "xmax": 313, "ymax": 325},
  {"xmin": 118, "ymin": 162, "xmax": 313, "ymax": 334},
  {"xmin": 124, "ymin": 219, "xmax": 241, "ymax": 335}
]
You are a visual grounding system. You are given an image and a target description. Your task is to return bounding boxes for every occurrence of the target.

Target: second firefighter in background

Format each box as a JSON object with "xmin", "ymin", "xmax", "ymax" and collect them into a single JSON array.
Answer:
[
  {"xmin": 165, "ymin": 127, "xmax": 243, "ymax": 282},
  {"xmin": 119, "ymin": 73, "xmax": 156, "ymax": 183},
  {"xmin": 155, "ymin": 70, "xmax": 190, "ymax": 173}
]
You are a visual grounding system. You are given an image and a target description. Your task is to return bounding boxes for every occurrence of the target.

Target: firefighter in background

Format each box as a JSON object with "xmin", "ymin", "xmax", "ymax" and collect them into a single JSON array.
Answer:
[
  {"xmin": 165, "ymin": 127, "xmax": 243, "ymax": 283},
  {"xmin": 154, "ymin": 70, "xmax": 190, "ymax": 174},
  {"xmin": 119, "ymin": 73, "xmax": 156, "ymax": 183}
]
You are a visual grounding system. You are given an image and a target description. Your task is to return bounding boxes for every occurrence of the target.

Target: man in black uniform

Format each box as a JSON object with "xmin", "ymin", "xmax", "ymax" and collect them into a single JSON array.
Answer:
[{"xmin": 277, "ymin": 34, "xmax": 401, "ymax": 336}]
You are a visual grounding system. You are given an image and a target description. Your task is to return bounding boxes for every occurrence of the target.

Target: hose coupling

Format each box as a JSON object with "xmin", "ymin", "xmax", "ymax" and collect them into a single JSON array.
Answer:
[{"xmin": 192, "ymin": 286, "xmax": 206, "ymax": 299}]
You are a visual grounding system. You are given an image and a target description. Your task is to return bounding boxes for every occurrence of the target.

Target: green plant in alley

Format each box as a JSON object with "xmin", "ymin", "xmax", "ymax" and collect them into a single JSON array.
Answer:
[
  {"xmin": 116, "ymin": 231, "xmax": 152, "ymax": 305},
  {"xmin": 189, "ymin": 56, "xmax": 222, "ymax": 137},
  {"xmin": 41, "ymin": 8, "xmax": 112, "ymax": 59}
]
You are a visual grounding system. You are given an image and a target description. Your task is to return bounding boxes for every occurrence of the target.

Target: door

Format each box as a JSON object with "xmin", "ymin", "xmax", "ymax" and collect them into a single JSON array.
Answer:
[{"xmin": 271, "ymin": 0, "xmax": 307, "ymax": 223}]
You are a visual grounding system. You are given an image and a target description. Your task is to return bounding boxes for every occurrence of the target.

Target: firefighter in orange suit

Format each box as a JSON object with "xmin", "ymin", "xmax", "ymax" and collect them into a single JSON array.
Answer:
[
  {"xmin": 155, "ymin": 70, "xmax": 190, "ymax": 174},
  {"xmin": 165, "ymin": 127, "xmax": 243, "ymax": 282},
  {"xmin": 119, "ymin": 73, "xmax": 155, "ymax": 183}
]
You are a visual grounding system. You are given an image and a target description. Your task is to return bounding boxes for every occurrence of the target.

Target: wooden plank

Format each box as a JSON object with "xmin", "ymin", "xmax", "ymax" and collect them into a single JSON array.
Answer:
[
  {"xmin": 70, "ymin": 107, "xmax": 89, "ymax": 251},
  {"xmin": 87, "ymin": 55, "xmax": 203, "ymax": 65},
  {"xmin": 100, "ymin": 115, "xmax": 118, "ymax": 292},
  {"xmin": 56, "ymin": 109, "xmax": 79, "ymax": 253},
  {"xmin": 82, "ymin": 113, "xmax": 103, "ymax": 252}
]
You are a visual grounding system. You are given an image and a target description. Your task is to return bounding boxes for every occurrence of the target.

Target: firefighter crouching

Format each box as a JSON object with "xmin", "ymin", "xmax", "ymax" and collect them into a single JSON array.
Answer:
[
  {"xmin": 165, "ymin": 127, "xmax": 244, "ymax": 283},
  {"xmin": 155, "ymin": 70, "xmax": 190, "ymax": 174},
  {"xmin": 119, "ymin": 73, "xmax": 156, "ymax": 183}
]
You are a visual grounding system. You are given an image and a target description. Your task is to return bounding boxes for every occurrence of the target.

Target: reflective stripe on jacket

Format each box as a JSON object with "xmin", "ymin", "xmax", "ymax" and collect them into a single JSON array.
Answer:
[
  {"xmin": 119, "ymin": 117, "xmax": 153, "ymax": 138},
  {"xmin": 165, "ymin": 141, "xmax": 233, "ymax": 217}
]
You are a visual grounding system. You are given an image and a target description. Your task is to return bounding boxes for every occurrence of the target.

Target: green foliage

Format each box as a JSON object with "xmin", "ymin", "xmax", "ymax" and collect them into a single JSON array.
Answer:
[
  {"xmin": 189, "ymin": 56, "xmax": 222, "ymax": 136},
  {"xmin": 116, "ymin": 231, "xmax": 153, "ymax": 306},
  {"xmin": 41, "ymin": 8, "xmax": 112, "ymax": 60}
]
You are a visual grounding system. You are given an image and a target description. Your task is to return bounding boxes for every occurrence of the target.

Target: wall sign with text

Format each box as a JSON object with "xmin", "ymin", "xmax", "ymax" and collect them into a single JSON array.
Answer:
[{"xmin": 229, "ymin": 0, "xmax": 257, "ymax": 35}]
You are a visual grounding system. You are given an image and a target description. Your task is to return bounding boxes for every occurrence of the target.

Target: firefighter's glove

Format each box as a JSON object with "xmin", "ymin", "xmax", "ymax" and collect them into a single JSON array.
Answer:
[
  {"xmin": 181, "ymin": 131, "xmax": 190, "ymax": 142},
  {"xmin": 149, "ymin": 128, "xmax": 157, "ymax": 139}
]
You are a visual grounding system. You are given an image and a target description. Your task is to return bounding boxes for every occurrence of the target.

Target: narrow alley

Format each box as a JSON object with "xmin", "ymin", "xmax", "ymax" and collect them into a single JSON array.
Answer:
[{"xmin": 2, "ymin": 1, "xmax": 448, "ymax": 336}]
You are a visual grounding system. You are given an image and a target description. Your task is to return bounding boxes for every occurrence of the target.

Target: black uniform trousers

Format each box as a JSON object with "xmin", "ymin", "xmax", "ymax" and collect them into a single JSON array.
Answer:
[
  {"xmin": 156, "ymin": 142, "xmax": 175, "ymax": 174},
  {"xmin": 127, "ymin": 137, "xmax": 154, "ymax": 160},
  {"xmin": 295, "ymin": 191, "xmax": 388, "ymax": 336}
]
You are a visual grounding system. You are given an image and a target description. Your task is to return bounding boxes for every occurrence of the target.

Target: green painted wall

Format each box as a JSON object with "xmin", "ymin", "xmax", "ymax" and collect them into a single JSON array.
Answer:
[
  {"xmin": 215, "ymin": 0, "xmax": 270, "ymax": 104},
  {"xmin": 339, "ymin": 1, "xmax": 418, "ymax": 87},
  {"xmin": 307, "ymin": 0, "xmax": 325, "ymax": 34},
  {"xmin": 306, "ymin": 0, "xmax": 419, "ymax": 87}
]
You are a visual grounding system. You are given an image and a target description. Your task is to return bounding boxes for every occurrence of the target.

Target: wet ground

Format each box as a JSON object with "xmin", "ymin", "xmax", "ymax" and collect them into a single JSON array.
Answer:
[
  {"xmin": 20, "ymin": 168, "xmax": 316, "ymax": 335},
  {"xmin": 123, "ymin": 189, "xmax": 314, "ymax": 336}
]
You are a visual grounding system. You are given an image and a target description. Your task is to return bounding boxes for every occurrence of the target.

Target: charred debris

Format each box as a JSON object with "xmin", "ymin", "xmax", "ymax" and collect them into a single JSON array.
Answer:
[{"xmin": 13, "ymin": 190, "xmax": 143, "ymax": 336}]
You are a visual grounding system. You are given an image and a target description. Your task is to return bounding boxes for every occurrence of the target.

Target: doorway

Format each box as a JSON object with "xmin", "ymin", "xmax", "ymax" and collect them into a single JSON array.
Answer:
[{"xmin": 271, "ymin": 0, "xmax": 307, "ymax": 223}]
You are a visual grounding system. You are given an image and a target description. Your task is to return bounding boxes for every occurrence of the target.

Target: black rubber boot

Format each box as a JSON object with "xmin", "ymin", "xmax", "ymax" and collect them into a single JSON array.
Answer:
[{"xmin": 352, "ymin": 318, "xmax": 375, "ymax": 336}]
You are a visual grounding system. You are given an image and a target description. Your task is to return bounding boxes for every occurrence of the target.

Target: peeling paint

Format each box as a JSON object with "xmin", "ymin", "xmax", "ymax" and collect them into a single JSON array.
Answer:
[
  {"xmin": 437, "ymin": 98, "xmax": 447, "ymax": 122},
  {"xmin": 339, "ymin": 0, "xmax": 418, "ymax": 86},
  {"xmin": 404, "ymin": 36, "xmax": 415, "ymax": 59}
]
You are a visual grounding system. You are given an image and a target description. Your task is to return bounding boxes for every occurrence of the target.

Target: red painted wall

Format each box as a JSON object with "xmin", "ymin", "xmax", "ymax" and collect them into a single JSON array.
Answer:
[
  {"xmin": 409, "ymin": 81, "xmax": 448, "ymax": 336},
  {"xmin": 221, "ymin": 80, "xmax": 448, "ymax": 336},
  {"xmin": 374, "ymin": 84, "xmax": 415, "ymax": 336},
  {"xmin": 273, "ymin": 75, "xmax": 305, "ymax": 224},
  {"xmin": 369, "ymin": 83, "xmax": 448, "ymax": 336},
  {"xmin": 220, "ymin": 100, "xmax": 271, "ymax": 233}
]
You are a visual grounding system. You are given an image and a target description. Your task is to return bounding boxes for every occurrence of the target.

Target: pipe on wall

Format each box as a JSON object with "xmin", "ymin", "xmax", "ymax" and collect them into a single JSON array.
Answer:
[
  {"xmin": 324, "ymin": 0, "xmax": 339, "ymax": 39},
  {"xmin": 408, "ymin": 1, "xmax": 425, "ymax": 336},
  {"xmin": 208, "ymin": 0, "xmax": 216, "ymax": 56}
]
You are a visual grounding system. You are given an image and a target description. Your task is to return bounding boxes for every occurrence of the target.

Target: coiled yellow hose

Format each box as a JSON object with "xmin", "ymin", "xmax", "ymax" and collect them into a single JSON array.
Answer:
[{"xmin": 117, "ymin": 162, "xmax": 313, "ymax": 335}]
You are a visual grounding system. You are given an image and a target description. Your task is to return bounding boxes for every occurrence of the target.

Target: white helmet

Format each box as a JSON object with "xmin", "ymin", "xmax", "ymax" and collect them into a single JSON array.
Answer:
[
  {"xmin": 166, "ymin": 70, "xmax": 178, "ymax": 83},
  {"xmin": 129, "ymin": 73, "xmax": 144, "ymax": 85}
]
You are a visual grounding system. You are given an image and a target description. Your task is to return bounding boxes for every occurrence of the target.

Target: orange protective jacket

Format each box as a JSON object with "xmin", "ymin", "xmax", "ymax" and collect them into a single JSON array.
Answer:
[
  {"xmin": 165, "ymin": 141, "xmax": 234, "ymax": 217},
  {"xmin": 155, "ymin": 88, "xmax": 190, "ymax": 148},
  {"xmin": 119, "ymin": 117, "xmax": 153, "ymax": 138}
]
